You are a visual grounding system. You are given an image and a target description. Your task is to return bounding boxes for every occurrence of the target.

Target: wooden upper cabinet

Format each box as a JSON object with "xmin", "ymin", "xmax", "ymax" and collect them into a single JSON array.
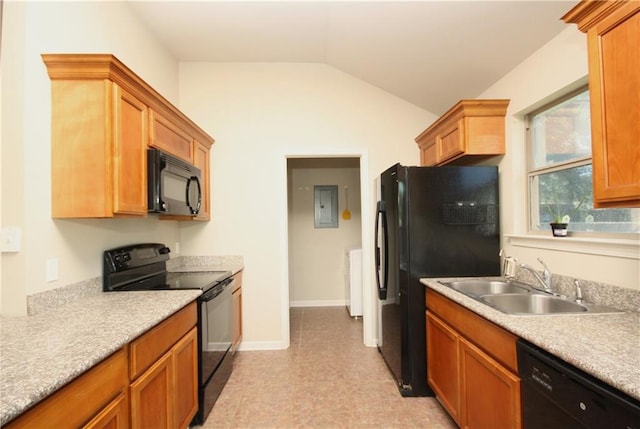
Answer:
[
  {"xmin": 415, "ymin": 100, "xmax": 509, "ymax": 166},
  {"xmin": 42, "ymin": 54, "xmax": 215, "ymax": 219},
  {"xmin": 563, "ymin": 1, "xmax": 640, "ymax": 208},
  {"xmin": 150, "ymin": 109, "xmax": 193, "ymax": 163},
  {"xmin": 46, "ymin": 77, "xmax": 146, "ymax": 218}
]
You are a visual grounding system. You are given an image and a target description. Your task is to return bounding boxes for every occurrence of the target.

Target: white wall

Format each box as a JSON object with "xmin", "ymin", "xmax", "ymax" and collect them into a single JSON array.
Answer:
[
  {"xmin": 0, "ymin": 1, "xmax": 183, "ymax": 315},
  {"xmin": 178, "ymin": 63, "xmax": 435, "ymax": 348},
  {"xmin": 288, "ymin": 160, "xmax": 362, "ymax": 306},
  {"xmin": 481, "ymin": 26, "xmax": 640, "ymax": 290}
]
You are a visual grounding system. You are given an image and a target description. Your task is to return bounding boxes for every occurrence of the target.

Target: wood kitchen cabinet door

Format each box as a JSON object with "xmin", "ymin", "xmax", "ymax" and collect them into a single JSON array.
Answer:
[
  {"xmin": 172, "ymin": 328, "xmax": 199, "ymax": 429},
  {"xmin": 130, "ymin": 351, "xmax": 173, "ymax": 429},
  {"xmin": 587, "ymin": 4, "xmax": 640, "ymax": 207},
  {"xmin": 426, "ymin": 311, "xmax": 460, "ymax": 425},
  {"xmin": 437, "ymin": 119, "xmax": 465, "ymax": 163},
  {"xmin": 459, "ymin": 337, "xmax": 521, "ymax": 429},
  {"xmin": 112, "ymin": 84, "xmax": 148, "ymax": 215}
]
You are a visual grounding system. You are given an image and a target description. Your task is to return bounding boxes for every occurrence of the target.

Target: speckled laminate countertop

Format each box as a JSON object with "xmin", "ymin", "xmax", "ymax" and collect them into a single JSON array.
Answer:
[
  {"xmin": 422, "ymin": 277, "xmax": 640, "ymax": 401},
  {"xmin": 0, "ymin": 289, "xmax": 201, "ymax": 425}
]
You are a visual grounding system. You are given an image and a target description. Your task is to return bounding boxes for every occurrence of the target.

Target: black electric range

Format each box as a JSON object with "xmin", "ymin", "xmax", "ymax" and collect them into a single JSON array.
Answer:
[
  {"xmin": 103, "ymin": 243, "xmax": 231, "ymax": 292},
  {"xmin": 103, "ymin": 243, "xmax": 235, "ymax": 425}
]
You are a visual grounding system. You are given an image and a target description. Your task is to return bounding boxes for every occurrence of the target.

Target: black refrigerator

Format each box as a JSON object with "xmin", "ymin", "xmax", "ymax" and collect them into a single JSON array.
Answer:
[{"xmin": 375, "ymin": 163, "xmax": 500, "ymax": 396}]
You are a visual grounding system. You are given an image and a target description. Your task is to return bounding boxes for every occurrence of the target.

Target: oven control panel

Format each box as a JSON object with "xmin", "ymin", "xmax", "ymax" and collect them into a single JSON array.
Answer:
[{"xmin": 104, "ymin": 243, "xmax": 171, "ymax": 273}]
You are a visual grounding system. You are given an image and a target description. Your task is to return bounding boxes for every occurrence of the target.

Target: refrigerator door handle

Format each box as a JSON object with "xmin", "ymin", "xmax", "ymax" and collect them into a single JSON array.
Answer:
[{"xmin": 375, "ymin": 200, "xmax": 388, "ymax": 300}]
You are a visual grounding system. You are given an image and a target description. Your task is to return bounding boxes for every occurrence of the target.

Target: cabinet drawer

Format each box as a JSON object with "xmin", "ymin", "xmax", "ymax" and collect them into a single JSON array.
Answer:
[
  {"xmin": 5, "ymin": 347, "xmax": 128, "ymax": 429},
  {"xmin": 129, "ymin": 302, "xmax": 197, "ymax": 380},
  {"xmin": 426, "ymin": 289, "xmax": 518, "ymax": 373}
]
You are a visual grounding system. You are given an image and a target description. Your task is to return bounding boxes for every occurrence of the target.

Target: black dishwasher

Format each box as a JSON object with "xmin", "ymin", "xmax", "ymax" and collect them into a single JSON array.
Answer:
[{"xmin": 516, "ymin": 339, "xmax": 640, "ymax": 429}]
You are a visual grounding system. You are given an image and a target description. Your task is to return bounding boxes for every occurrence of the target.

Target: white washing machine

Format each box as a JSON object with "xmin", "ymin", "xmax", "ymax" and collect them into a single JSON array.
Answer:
[{"xmin": 345, "ymin": 247, "xmax": 363, "ymax": 317}]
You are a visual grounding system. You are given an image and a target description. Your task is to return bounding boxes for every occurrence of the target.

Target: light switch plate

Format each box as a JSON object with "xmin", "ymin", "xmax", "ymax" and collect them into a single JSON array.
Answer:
[
  {"xmin": 46, "ymin": 258, "xmax": 59, "ymax": 282},
  {"xmin": 1, "ymin": 226, "xmax": 22, "ymax": 252}
]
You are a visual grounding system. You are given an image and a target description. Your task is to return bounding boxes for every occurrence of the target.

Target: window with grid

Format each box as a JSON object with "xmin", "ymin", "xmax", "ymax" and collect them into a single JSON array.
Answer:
[{"xmin": 527, "ymin": 87, "xmax": 639, "ymax": 235}]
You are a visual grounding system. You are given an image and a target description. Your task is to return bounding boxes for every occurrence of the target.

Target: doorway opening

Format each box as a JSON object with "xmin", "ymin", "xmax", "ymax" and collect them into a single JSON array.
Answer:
[{"xmin": 286, "ymin": 157, "xmax": 363, "ymax": 339}]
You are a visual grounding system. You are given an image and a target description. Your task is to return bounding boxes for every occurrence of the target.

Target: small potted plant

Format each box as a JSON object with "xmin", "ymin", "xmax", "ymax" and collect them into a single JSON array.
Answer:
[{"xmin": 545, "ymin": 195, "xmax": 587, "ymax": 237}]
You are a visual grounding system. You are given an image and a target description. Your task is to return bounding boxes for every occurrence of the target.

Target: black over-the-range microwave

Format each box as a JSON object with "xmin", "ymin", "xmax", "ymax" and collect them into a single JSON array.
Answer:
[{"xmin": 147, "ymin": 148, "xmax": 202, "ymax": 216}]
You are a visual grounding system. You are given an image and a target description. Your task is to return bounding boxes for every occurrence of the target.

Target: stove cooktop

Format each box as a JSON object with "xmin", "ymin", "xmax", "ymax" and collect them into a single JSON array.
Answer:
[
  {"xmin": 103, "ymin": 243, "xmax": 232, "ymax": 292},
  {"xmin": 115, "ymin": 271, "xmax": 232, "ymax": 292}
]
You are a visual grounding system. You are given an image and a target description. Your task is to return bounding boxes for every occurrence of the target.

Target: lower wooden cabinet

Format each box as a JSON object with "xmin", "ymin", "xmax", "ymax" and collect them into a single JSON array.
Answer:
[
  {"xmin": 459, "ymin": 337, "xmax": 521, "ymax": 429},
  {"xmin": 129, "ymin": 303, "xmax": 198, "ymax": 429},
  {"xmin": 231, "ymin": 270, "xmax": 243, "ymax": 353},
  {"xmin": 426, "ymin": 312, "xmax": 460, "ymax": 423},
  {"xmin": 172, "ymin": 328, "xmax": 199, "ymax": 429},
  {"xmin": 4, "ymin": 348, "xmax": 129, "ymax": 429},
  {"xmin": 426, "ymin": 289, "xmax": 521, "ymax": 429},
  {"xmin": 130, "ymin": 350, "xmax": 173, "ymax": 428},
  {"xmin": 5, "ymin": 302, "xmax": 198, "ymax": 429},
  {"xmin": 130, "ymin": 331, "xmax": 198, "ymax": 429}
]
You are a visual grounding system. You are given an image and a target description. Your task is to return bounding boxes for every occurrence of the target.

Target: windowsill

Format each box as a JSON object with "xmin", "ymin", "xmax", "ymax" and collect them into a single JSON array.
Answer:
[{"xmin": 505, "ymin": 234, "xmax": 640, "ymax": 260}]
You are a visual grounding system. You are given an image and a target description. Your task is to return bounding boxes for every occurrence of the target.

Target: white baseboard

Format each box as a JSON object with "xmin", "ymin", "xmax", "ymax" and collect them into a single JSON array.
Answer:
[
  {"xmin": 289, "ymin": 300, "xmax": 346, "ymax": 307},
  {"xmin": 236, "ymin": 340, "xmax": 287, "ymax": 351}
]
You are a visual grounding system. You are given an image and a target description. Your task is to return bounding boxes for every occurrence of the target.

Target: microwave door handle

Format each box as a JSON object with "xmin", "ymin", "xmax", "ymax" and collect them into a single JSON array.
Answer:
[{"xmin": 186, "ymin": 176, "xmax": 202, "ymax": 215}]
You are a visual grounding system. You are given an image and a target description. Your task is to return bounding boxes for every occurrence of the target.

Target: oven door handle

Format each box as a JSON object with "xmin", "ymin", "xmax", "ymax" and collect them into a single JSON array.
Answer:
[{"xmin": 201, "ymin": 277, "xmax": 235, "ymax": 302}]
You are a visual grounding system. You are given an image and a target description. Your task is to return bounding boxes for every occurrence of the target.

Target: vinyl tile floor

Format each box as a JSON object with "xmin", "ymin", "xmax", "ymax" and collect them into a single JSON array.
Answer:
[{"xmin": 196, "ymin": 306, "xmax": 457, "ymax": 429}]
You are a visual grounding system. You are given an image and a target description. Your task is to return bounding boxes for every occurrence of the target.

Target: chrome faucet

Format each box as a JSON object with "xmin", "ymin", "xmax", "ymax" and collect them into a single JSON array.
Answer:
[{"xmin": 519, "ymin": 258, "xmax": 552, "ymax": 292}]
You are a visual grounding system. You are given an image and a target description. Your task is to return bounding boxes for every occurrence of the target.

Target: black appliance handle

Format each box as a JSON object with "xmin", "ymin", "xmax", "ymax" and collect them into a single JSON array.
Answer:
[
  {"xmin": 201, "ymin": 277, "xmax": 234, "ymax": 302},
  {"xmin": 186, "ymin": 175, "xmax": 202, "ymax": 215},
  {"xmin": 375, "ymin": 200, "xmax": 388, "ymax": 300}
]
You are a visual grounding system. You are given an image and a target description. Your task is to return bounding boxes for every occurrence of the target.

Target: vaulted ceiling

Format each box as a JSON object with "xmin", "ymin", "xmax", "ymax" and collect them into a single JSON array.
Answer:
[{"xmin": 128, "ymin": 1, "xmax": 574, "ymax": 115}]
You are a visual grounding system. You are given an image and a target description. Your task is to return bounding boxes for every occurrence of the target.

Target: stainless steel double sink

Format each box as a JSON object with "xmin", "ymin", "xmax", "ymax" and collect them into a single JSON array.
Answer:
[{"xmin": 439, "ymin": 279, "xmax": 621, "ymax": 315}]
